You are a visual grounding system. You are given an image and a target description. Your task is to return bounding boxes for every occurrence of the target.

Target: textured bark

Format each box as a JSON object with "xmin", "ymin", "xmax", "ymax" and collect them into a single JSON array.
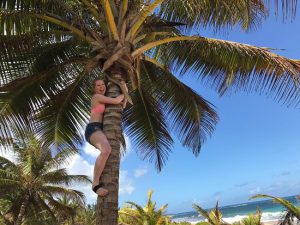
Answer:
[
  {"xmin": 15, "ymin": 194, "xmax": 29, "ymax": 225},
  {"xmin": 96, "ymin": 71, "xmax": 124, "ymax": 225}
]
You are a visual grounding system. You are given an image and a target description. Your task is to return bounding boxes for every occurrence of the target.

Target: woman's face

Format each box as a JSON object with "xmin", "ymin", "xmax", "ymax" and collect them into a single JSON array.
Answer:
[{"xmin": 94, "ymin": 80, "xmax": 106, "ymax": 95}]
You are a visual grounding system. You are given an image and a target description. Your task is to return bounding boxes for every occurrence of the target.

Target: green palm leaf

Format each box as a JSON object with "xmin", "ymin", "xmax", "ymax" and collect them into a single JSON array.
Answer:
[
  {"xmin": 142, "ymin": 60, "xmax": 218, "ymax": 155},
  {"xmin": 0, "ymin": 128, "xmax": 89, "ymax": 223},
  {"xmin": 37, "ymin": 75, "xmax": 90, "ymax": 147},
  {"xmin": 159, "ymin": 0, "xmax": 265, "ymax": 31},
  {"xmin": 193, "ymin": 204, "xmax": 215, "ymax": 224},
  {"xmin": 123, "ymin": 86, "xmax": 173, "ymax": 171},
  {"xmin": 251, "ymin": 194, "xmax": 300, "ymax": 220},
  {"xmin": 1, "ymin": 1, "xmax": 300, "ymax": 222},
  {"xmin": 119, "ymin": 189, "xmax": 169, "ymax": 225},
  {"xmin": 153, "ymin": 36, "xmax": 300, "ymax": 106},
  {"xmin": 159, "ymin": 0, "xmax": 297, "ymax": 31}
]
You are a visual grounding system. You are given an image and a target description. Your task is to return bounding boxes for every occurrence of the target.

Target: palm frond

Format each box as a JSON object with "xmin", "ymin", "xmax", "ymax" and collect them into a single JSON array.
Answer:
[
  {"xmin": 124, "ymin": 201, "xmax": 146, "ymax": 218},
  {"xmin": 0, "ymin": 169, "xmax": 18, "ymax": 180},
  {"xmin": 153, "ymin": 36, "xmax": 300, "ymax": 106},
  {"xmin": 42, "ymin": 186, "xmax": 86, "ymax": 203},
  {"xmin": 43, "ymin": 147, "xmax": 78, "ymax": 171},
  {"xmin": 142, "ymin": 60, "xmax": 218, "ymax": 155},
  {"xmin": 193, "ymin": 203, "xmax": 215, "ymax": 225},
  {"xmin": 0, "ymin": 9, "xmax": 60, "ymax": 35},
  {"xmin": 159, "ymin": 0, "xmax": 266, "ymax": 31},
  {"xmin": 0, "ymin": 35, "xmax": 86, "ymax": 108},
  {"xmin": 123, "ymin": 85, "xmax": 173, "ymax": 171},
  {"xmin": 0, "ymin": 155, "xmax": 17, "ymax": 169},
  {"xmin": 251, "ymin": 194, "xmax": 300, "ymax": 220},
  {"xmin": 0, "ymin": 178, "xmax": 20, "ymax": 186},
  {"xmin": 270, "ymin": 0, "xmax": 298, "ymax": 20},
  {"xmin": 0, "ymin": 0, "xmax": 100, "ymax": 38},
  {"xmin": 41, "ymin": 172, "xmax": 91, "ymax": 186},
  {"xmin": 36, "ymin": 60, "xmax": 98, "ymax": 147},
  {"xmin": 43, "ymin": 193, "xmax": 82, "ymax": 218}
]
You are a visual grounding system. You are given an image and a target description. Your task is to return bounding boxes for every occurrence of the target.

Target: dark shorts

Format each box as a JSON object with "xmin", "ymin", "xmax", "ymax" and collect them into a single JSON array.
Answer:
[{"xmin": 85, "ymin": 122, "xmax": 103, "ymax": 143}]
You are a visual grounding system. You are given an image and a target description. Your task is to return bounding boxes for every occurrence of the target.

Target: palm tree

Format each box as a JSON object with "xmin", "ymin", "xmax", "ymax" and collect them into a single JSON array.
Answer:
[
  {"xmin": 232, "ymin": 209, "xmax": 262, "ymax": 225},
  {"xmin": 193, "ymin": 202, "xmax": 228, "ymax": 225},
  {"xmin": 1, "ymin": 1, "xmax": 300, "ymax": 224},
  {"xmin": 55, "ymin": 195, "xmax": 86, "ymax": 225},
  {"xmin": 251, "ymin": 194, "xmax": 300, "ymax": 225},
  {"xmin": 0, "ymin": 198, "xmax": 12, "ymax": 225},
  {"xmin": 74, "ymin": 204, "xmax": 97, "ymax": 225},
  {"xmin": 0, "ymin": 129, "xmax": 90, "ymax": 225},
  {"xmin": 119, "ymin": 189, "xmax": 171, "ymax": 225}
]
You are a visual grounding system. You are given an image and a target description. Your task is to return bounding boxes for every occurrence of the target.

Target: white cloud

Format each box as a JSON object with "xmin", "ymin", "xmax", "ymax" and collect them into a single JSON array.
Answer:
[
  {"xmin": 0, "ymin": 149, "xmax": 16, "ymax": 162},
  {"xmin": 66, "ymin": 154, "xmax": 96, "ymax": 204},
  {"xmin": 1, "ymin": 144, "xmax": 137, "ymax": 203},
  {"xmin": 250, "ymin": 187, "xmax": 261, "ymax": 194},
  {"xmin": 67, "ymin": 154, "xmax": 94, "ymax": 178},
  {"xmin": 192, "ymin": 198, "xmax": 207, "ymax": 205},
  {"xmin": 134, "ymin": 167, "xmax": 148, "ymax": 178},
  {"xmin": 66, "ymin": 153, "xmax": 136, "ymax": 203},
  {"xmin": 119, "ymin": 170, "xmax": 135, "ymax": 195},
  {"xmin": 83, "ymin": 143, "xmax": 99, "ymax": 158}
]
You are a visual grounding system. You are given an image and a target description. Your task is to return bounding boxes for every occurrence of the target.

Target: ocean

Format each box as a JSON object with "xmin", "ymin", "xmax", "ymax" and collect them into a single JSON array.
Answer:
[{"xmin": 171, "ymin": 195, "xmax": 300, "ymax": 224}]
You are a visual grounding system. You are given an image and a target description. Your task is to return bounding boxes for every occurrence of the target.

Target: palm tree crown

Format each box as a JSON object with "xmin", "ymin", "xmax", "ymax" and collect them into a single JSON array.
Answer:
[
  {"xmin": 0, "ymin": 129, "xmax": 90, "ymax": 224},
  {"xmin": 119, "ymin": 189, "xmax": 170, "ymax": 225},
  {"xmin": 1, "ymin": 0, "xmax": 300, "ymax": 170}
]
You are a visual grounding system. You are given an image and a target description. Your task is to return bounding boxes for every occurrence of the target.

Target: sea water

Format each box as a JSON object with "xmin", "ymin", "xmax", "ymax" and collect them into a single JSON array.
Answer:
[{"xmin": 171, "ymin": 195, "xmax": 300, "ymax": 224}]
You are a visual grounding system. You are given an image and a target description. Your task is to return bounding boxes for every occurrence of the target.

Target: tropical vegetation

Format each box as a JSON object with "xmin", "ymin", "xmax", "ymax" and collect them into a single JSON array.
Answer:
[
  {"xmin": 232, "ymin": 210, "xmax": 262, "ymax": 225},
  {"xmin": 119, "ymin": 189, "xmax": 171, "ymax": 225},
  {"xmin": 0, "ymin": 128, "xmax": 90, "ymax": 225},
  {"xmin": 117, "ymin": 191, "xmax": 300, "ymax": 225},
  {"xmin": 193, "ymin": 202, "xmax": 228, "ymax": 225},
  {"xmin": 252, "ymin": 194, "xmax": 300, "ymax": 225},
  {"xmin": 1, "ymin": 0, "xmax": 300, "ymax": 224}
]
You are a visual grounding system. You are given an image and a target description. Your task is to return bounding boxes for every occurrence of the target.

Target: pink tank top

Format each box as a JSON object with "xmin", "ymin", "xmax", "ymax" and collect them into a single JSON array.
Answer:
[{"xmin": 91, "ymin": 104, "xmax": 105, "ymax": 114}]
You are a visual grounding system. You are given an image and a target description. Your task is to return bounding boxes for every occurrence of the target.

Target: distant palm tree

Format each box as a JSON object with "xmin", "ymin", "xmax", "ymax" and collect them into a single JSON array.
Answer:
[
  {"xmin": 119, "ymin": 189, "xmax": 171, "ymax": 225},
  {"xmin": 0, "ymin": 129, "xmax": 90, "ymax": 225},
  {"xmin": 55, "ymin": 195, "xmax": 86, "ymax": 225},
  {"xmin": 74, "ymin": 204, "xmax": 96, "ymax": 225},
  {"xmin": 251, "ymin": 194, "xmax": 300, "ymax": 225},
  {"xmin": 193, "ymin": 202, "xmax": 229, "ymax": 225},
  {"xmin": 232, "ymin": 209, "xmax": 262, "ymax": 225},
  {"xmin": 1, "ymin": 1, "xmax": 300, "ymax": 224},
  {"xmin": 0, "ymin": 198, "xmax": 12, "ymax": 225}
]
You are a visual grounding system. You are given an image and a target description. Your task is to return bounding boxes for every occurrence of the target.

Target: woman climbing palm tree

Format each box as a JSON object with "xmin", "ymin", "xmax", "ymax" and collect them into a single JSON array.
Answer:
[
  {"xmin": 1, "ymin": 1, "xmax": 300, "ymax": 224},
  {"xmin": 85, "ymin": 79, "xmax": 124, "ymax": 196}
]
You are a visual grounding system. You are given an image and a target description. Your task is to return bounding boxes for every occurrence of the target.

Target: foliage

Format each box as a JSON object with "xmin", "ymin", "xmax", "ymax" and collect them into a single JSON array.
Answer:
[
  {"xmin": 0, "ymin": 127, "xmax": 90, "ymax": 224},
  {"xmin": 193, "ymin": 202, "xmax": 228, "ymax": 225},
  {"xmin": 74, "ymin": 204, "xmax": 96, "ymax": 225},
  {"xmin": 251, "ymin": 194, "xmax": 300, "ymax": 225},
  {"xmin": 232, "ymin": 210, "xmax": 262, "ymax": 225},
  {"xmin": 168, "ymin": 222, "xmax": 193, "ymax": 225},
  {"xmin": 117, "ymin": 193, "xmax": 300, "ymax": 225},
  {"xmin": 1, "ymin": 0, "xmax": 300, "ymax": 172},
  {"xmin": 119, "ymin": 189, "xmax": 171, "ymax": 225}
]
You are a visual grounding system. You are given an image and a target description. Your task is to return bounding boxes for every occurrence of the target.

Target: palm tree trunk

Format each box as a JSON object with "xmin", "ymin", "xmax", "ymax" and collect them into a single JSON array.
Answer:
[
  {"xmin": 15, "ymin": 194, "xmax": 29, "ymax": 225},
  {"xmin": 96, "ymin": 70, "xmax": 124, "ymax": 225}
]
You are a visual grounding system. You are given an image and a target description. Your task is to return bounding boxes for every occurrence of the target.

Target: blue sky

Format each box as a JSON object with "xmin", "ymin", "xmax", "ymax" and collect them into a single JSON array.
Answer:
[
  {"xmin": 61, "ymin": 4, "xmax": 300, "ymax": 215},
  {"xmin": 117, "ymin": 6, "xmax": 300, "ymax": 213},
  {"xmin": 0, "ymin": 1, "xmax": 299, "ymax": 217}
]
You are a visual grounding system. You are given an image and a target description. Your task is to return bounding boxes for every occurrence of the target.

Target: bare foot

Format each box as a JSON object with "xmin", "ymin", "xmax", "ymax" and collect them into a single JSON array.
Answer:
[{"xmin": 92, "ymin": 184, "xmax": 109, "ymax": 197}]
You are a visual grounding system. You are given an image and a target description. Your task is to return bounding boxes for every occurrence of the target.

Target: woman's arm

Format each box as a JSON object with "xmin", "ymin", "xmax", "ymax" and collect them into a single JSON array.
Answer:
[{"xmin": 95, "ymin": 94, "xmax": 124, "ymax": 104}]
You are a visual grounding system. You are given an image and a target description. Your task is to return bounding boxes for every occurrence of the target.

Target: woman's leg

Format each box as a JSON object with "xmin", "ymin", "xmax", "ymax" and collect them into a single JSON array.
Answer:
[{"xmin": 89, "ymin": 130, "xmax": 112, "ymax": 196}]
